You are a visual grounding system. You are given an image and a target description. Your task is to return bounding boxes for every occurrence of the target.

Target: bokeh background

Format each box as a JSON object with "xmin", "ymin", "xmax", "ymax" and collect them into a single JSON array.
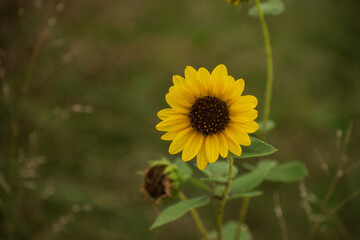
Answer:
[{"xmin": 1, "ymin": 0, "xmax": 360, "ymax": 239}]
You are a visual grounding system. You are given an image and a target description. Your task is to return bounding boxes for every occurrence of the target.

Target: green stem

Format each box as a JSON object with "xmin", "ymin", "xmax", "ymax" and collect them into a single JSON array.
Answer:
[
  {"xmin": 179, "ymin": 192, "xmax": 211, "ymax": 240},
  {"xmin": 255, "ymin": 0, "xmax": 274, "ymax": 139},
  {"xmin": 234, "ymin": 197, "xmax": 250, "ymax": 240},
  {"xmin": 234, "ymin": 0, "xmax": 274, "ymax": 237},
  {"xmin": 216, "ymin": 155, "xmax": 234, "ymax": 240}
]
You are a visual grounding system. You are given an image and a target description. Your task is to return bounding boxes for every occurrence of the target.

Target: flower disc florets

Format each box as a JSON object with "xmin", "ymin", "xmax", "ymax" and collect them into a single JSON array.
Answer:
[{"xmin": 189, "ymin": 96, "xmax": 230, "ymax": 136}]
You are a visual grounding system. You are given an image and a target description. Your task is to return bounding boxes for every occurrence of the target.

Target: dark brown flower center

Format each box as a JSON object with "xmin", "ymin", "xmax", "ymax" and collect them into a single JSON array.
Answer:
[
  {"xmin": 142, "ymin": 165, "xmax": 171, "ymax": 200},
  {"xmin": 189, "ymin": 96, "xmax": 230, "ymax": 136}
]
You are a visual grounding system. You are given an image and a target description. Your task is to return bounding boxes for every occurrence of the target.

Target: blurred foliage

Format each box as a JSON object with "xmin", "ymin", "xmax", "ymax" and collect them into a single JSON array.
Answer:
[{"xmin": 0, "ymin": 0, "xmax": 359, "ymax": 239}]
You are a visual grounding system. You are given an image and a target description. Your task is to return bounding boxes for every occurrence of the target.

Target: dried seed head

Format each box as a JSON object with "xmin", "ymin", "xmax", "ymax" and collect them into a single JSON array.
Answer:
[
  {"xmin": 141, "ymin": 159, "xmax": 182, "ymax": 210},
  {"xmin": 142, "ymin": 165, "xmax": 172, "ymax": 202}
]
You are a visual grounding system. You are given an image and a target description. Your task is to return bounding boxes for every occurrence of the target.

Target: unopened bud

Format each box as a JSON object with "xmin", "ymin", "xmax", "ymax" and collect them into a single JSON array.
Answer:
[{"xmin": 141, "ymin": 159, "xmax": 181, "ymax": 208}]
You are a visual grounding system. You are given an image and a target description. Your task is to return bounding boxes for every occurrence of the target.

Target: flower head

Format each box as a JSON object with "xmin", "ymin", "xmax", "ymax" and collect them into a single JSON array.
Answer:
[
  {"xmin": 156, "ymin": 64, "xmax": 259, "ymax": 170},
  {"xmin": 141, "ymin": 159, "xmax": 181, "ymax": 205}
]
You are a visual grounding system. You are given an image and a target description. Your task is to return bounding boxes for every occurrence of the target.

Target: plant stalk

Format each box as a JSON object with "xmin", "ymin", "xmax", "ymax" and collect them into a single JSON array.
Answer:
[
  {"xmin": 255, "ymin": 0, "xmax": 274, "ymax": 139},
  {"xmin": 216, "ymin": 154, "xmax": 234, "ymax": 240},
  {"xmin": 234, "ymin": 0, "xmax": 274, "ymax": 237},
  {"xmin": 234, "ymin": 197, "xmax": 250, "ymax": 240}
]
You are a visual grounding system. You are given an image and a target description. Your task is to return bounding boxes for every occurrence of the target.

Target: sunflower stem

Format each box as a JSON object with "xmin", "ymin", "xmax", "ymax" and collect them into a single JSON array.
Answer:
[
  {"xmin": 234, "ymin": 197, "xmax": 250, "ymax": 240},
  {"xmin": 216, "ymin": 154, "xmax": 234, "ymax": 240},
  {"xmin": 178, "ymin": 192, "xmax": 211, "ymax": 240},
  {"xmin": 255, "ymin": 0, "xmax": 274, "ymax": 139},
  {"xmin": 234, "ymin": 0, "xmax": 274, "ymax": 237}
]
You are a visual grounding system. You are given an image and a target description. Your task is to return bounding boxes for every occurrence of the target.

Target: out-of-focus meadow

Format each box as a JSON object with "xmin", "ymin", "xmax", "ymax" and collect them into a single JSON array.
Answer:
[{"xmin": 0, "ymin": 0, "xmax": 360, "ymax": 239}]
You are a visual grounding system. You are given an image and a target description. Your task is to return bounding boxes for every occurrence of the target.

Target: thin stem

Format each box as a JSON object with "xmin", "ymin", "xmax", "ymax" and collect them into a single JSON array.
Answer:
[
  {"xmin": 178, "ymin": 192, "xmax": 211, "ymax": 240},
  {"xmin": 273, "ymin": 192, "xmax": 289, "ymax": 240},
  {"xmin": 326, "ymin": 189, "xmax": 360, "ymax": 219},
  {"xmin": 234, "ymin": 197, "xmax": 250, "ymax": 240},
  {"xmin": 216, "ymin": 155, "xmax": 234, "ymax": 240},
  {"xmin": 233, "ymin": 0, "xmax": 274, "ymax": 237},
  {"xmin": 255, "ymin": 0, "xmax": 274, "ymax": 139}
]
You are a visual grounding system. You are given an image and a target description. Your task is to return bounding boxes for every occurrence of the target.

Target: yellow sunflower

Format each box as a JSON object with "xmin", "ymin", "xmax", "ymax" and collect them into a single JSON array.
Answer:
[{"xmin": 156, "ymin": 64, "xmax": 259, "ymax": 170}]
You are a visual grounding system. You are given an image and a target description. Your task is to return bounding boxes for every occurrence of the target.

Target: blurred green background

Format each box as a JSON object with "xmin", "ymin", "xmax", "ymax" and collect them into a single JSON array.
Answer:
[{"xmin": 1, "ymin": 0, "xmax": 359, "ymax": 239}]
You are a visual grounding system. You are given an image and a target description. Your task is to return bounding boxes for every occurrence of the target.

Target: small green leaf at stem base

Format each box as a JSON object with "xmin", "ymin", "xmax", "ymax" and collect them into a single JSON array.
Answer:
[{"xmin": 150, "ymin": 195, "xmax": 209, "ymax": 230}]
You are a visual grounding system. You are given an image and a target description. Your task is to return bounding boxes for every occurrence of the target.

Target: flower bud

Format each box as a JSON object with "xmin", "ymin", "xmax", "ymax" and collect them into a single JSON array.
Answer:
[{"xmin": 141, "ymin": 159, "xmax": 181, "ymax": 207}]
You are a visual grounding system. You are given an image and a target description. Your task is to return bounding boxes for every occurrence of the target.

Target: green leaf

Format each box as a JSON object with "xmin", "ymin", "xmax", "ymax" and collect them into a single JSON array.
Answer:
[
  {"xmin": 248, "ymin": 0, "xmax": 285, "ymax": 17},
  {"xmin": 175, "ymin": 159, "xmax": 193, "ymax": 180},
  {"xmin": 201, "ymin": 177, "xmax": 228, "ymax": 183},
  {"xmin": 231, "ymin": 160, "xmax": 277, "ymax": 193},
  {"xmin": 227, "ymin": 191, "xmax": 264, "ymax": 201},
  {"xmin": 241, "ymin": 162, "xmax": 255, "ymax": 171},
  {"xmin": 201, "ymin": 161, "xmax": 238, "ymax": 182},
  {"xmin": 266, "ymin": 161, "xmax": 308, "ymax": 182},
  {"xmin": 237, "ymin": 137, "xmax": 277, "ymax": 159},
  {"xmin": 188, "ymin": 177, "xmax": 213, "ymax": 193},
  {"xmin": 150, "ymin": 195, "xmax": 209, "ymax": 230},
  {"xmin": 208, "ymin": 221, "xmax": 251, "ymax": 240}
]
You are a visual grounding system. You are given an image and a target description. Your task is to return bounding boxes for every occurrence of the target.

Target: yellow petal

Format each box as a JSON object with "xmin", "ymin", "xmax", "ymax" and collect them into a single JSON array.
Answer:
[
  {"xmin": 211, "ymin": 64, "xmax": 228, "ymax": 82},
  {"xmin": 225, "ymin": 125, "xmax": 251, "ymax": 146},
  {"xmin": 218, "ymin": 132, "xmax": 229, "ymax": 158},
  {"xmin": 235, "ymin": 78, "xmax": 245, "ymax": 96},
  {"xmin": 168, "ymin": 89, "xmax": 193, "ymax": 107},
  {"xmin": 229, "ymin": 109, "xmax": 258, "ymax": 123},
  {"xmin": 196, "ymin": 144, "xmax": 208, "ymax": 170},
  {"xmin": 223, "ymin": 130, "xmax": 242, "ymax": 156},
  {"xmin": 156, "ymin": 117, "xmax": 190, "ymax": 132},
  {"xmin": 157, "ymin": 108, "xmax": 185, "ymax": 120},
  {"xmin": 169, "ymin": 85, "xmax": 195, "ymax": 104},
  {"xmin": 165, "ymin": 94, "xmax": 190, "ymax": 113},
  {"xmin": 172, "ymin": 75, "xmax": 186, "ymax": 87},
  {"xmin": 210, "ymin": 64, "xmax": 228, "ymax": 96},
  {"xmin": 205, "ymin": 134, "xmax": 220, "ymax": 163},
  {"xmin": 169, "ymin": 128, "xmax": 194, "ymax": 154},
  {"xmin": 185, "ymin": 66, "xmax": 200, "ymax": 98},
  {"xmin": 213, "ymin": 74, "xmax": 226, "ymax": 98},
  {"xmin": 222, "ymin": 76, "xmax": 237, "ymax": 102},
  {"xmin": 182, "ymin": 132, "xmax": 204, "ymax": 161},
  {"xmin": 228, "ymin": 95, "xmax": 258, "ymax": 112},
  {"xmin": 231, "ymin": 121, "xmax": 259, "ymax": 133},
  {"xmin": 161, "ymin": 131, "xmax": 181, "ymax": 141},
  {"xmin": 185, "ymin": 66, "xmax": 197, "ymax": 82},
  {"xmin": 197, "ymin": 67, "xmax": 211, "ymax": 97}
]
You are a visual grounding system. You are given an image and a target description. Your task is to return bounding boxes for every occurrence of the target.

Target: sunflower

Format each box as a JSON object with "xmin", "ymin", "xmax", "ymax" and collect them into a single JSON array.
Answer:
[{"xmin": 156, "ymin": 64, "xmax": 259, "ymax": 170}]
